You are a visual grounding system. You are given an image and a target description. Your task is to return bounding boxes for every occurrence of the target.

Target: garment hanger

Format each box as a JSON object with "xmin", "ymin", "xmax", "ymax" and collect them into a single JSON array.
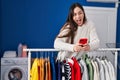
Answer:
[
  {"xmin": 42, "ymin": 51, "xmax": 44, "ymax": 59},
  {"xmin": 36, "ymin": 51, "xmax": 38, "ymax": 59},
  {"xmin": 81, "ymin": 53, "xmax": 88, "ymax": 60},
  {"xmin": 51, "ymin": 51, "xmax": 54, "ymax": 58},
  {"xmin": 44, "ymin": 51, "xmax": 49, "ymax": 61},
  {"xmin": 95, "ymin": 56, "xmax": 100, "ymax": 61},
  {"xmin": 47, "ymin": 51, "xmax": 50, "ymax": 61},
  {"xmin": 102, "ymin": 56, "xmax": 106, "ymax": 60},
  {"xmin": 103, "ymin": 56, "xmax": 108, "ymax": 61}
]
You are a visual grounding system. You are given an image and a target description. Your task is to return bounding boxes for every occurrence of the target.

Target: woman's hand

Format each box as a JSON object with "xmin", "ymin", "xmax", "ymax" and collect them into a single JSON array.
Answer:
[
  {"xmin": 82, "ymin": 44, "xmax": 90, "ymax": 51},
  {"xmin": 73, "ymin": 45, "xmax": 84, "ymax": 52},
  {"xmin": 73, "ymin": 43, "xmax": 90, "ymax": 52}
]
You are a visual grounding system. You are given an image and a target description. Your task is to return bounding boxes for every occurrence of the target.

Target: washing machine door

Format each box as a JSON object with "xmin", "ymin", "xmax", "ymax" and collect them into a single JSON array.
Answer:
[{"xmin": 3, "ymin": 66, "xmax": 27, "ymax": 80}]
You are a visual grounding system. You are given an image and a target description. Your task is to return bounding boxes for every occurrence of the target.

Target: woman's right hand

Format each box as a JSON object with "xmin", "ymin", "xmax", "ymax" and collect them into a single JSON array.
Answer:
[
  {"xmin": 73, "ymin": 41, "xmax": 90, "ymax": 52},
  {"xmin": 73, "ymin": 44, "xmax": 84, "ymax": 52}
]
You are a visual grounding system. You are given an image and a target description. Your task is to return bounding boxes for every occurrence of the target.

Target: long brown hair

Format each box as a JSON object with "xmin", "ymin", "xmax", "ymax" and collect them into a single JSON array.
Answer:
[{"xmin": 58, "ymin": 3, "xmax": 87, "ymax": 44}]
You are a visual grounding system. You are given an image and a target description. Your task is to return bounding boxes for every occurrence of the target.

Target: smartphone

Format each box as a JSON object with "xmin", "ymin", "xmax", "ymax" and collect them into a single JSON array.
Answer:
[{"xmin": 79, "ymin": 38, "xmax": 88, "ymax": 45}]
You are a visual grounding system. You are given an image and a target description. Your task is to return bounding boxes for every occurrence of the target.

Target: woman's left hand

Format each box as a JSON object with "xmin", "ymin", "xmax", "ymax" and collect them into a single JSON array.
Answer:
[{"xmin": 82, "ymin": 44, "xmax": 90, "ymax": 51}]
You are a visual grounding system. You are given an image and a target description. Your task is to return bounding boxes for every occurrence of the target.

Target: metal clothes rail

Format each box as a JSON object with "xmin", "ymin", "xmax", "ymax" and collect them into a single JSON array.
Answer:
[{"xmin": 24, "ymin": 48, "xmax": 120, "ymax": 80}]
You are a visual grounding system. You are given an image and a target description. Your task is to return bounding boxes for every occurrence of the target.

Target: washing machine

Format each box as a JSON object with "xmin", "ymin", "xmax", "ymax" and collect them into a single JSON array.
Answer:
[{"xmin": 1, "ymin": 57, "xmax": 28, "ymax": 80}]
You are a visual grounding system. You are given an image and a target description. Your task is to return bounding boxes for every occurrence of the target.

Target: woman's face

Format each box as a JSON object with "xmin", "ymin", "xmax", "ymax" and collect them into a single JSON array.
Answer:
[{"xmin": 73, "ymin": 7, "xmax": 84, "ymax": 26}]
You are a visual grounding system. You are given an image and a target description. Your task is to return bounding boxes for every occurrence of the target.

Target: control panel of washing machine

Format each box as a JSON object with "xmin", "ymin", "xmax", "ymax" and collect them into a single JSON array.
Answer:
[{"xmin": 1, "ymin": 58, "xmax": 28, "ymax": 65}]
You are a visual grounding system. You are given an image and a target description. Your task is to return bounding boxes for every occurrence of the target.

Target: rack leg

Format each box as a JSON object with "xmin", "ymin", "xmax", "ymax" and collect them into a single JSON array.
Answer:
[
  {"xmin": 115, "ymin": 51, "xmax": 118, "ymax": 80},
  {"xmin": 28, "ymin": 51, "xmax": 31, "ymax": 80}
]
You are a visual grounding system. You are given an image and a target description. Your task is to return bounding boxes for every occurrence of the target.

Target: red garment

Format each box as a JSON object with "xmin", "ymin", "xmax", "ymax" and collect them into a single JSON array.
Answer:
[{"xmin": 72, "ymin": 57, "xmax": 81, "ymax": 80}]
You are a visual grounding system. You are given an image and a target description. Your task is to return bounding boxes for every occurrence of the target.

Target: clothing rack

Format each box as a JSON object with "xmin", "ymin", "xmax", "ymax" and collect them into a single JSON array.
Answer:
[{"xmin": 24, "ymin": 48, "xmax": 120, "ymax": 80}]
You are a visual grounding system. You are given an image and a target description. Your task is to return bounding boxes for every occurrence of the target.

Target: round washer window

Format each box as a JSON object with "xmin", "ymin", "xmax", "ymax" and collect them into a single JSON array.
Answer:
[{"xmin": 8, "ymin": 68, "xmax": 22, "ymax": 80}]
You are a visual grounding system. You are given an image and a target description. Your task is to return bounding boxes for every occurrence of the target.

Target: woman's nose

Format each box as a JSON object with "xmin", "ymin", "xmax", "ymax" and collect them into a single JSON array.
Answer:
[{"xmin": 76, "ymin": 14, "xmax": 80, "ymax": 18}]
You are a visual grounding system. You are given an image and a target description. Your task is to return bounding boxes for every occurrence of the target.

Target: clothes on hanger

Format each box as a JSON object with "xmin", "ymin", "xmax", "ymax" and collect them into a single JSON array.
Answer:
[{"xmin": 30, "ymin": 52, "xmax": 116, "ymax": 80}]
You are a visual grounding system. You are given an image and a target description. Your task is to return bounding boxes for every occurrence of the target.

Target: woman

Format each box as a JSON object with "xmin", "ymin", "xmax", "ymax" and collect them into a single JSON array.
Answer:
[{"xmin": 54, "ymin": 3, "xmax": 100, "ymax": 61}]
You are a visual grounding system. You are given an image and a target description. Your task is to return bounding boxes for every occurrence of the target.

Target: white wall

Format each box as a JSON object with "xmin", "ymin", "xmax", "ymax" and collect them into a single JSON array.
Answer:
[{"xmin": 84, "ymin": 6, "xmax": 117, "ymax": 48}]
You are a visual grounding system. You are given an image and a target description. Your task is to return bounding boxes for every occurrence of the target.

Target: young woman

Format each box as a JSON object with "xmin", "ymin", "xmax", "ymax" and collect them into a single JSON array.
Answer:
[{"xmin": 54, "ymin": 3, "xmax": 100, "ymax": 61}]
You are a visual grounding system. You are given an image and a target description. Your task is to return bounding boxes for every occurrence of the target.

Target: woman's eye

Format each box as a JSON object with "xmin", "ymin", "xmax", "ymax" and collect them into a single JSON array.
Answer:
[
  {"xmin": 78, "ymin": 12, "xmax": 83, "ymax": 15},
  {"xmin": 73, "ymin": 13, "xmax": 77, "ymax": 16}
]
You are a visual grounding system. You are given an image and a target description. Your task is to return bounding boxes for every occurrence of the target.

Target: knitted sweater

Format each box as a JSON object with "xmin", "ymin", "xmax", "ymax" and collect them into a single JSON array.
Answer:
[{"xmin": 54, "ymin": 21, "xmax": 100, "ymax": 60}]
